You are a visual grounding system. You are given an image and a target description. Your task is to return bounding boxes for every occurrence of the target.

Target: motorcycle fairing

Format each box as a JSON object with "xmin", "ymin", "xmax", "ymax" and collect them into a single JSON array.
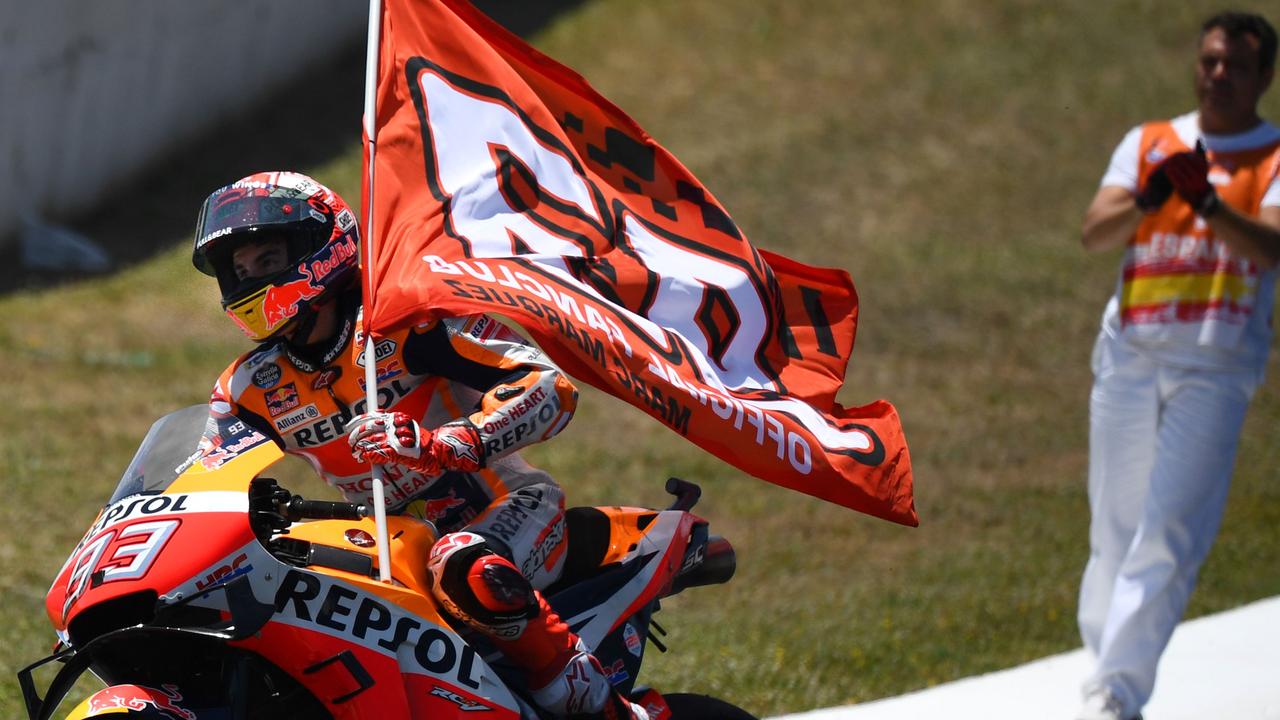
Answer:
[
  {"xmin": 47, "ymin": 488, "xmax": 263, "ymax": 633},
  {"xmin": 31, "ymin": 536, "xmax": 523, "ymax": 720},
  {"xmin": 37, "ymin": 406, "xmax": 521, "ymax": 719},
  {"xmin": 19, "ymin": 577, "xmax": 277, "ymax": 720},
  {"xmin": 282, "ymin": 516, "xmax": 438, "ymax": 595},
  {"xmin": 241, "ymin": 565, "xmax": 522, "ymax": 718},
  {"xmin": 558, "ymin": 509, "xmax": 700, "ymax": 650},
  {"xmin": 160, "ymin": 516, "xmax": 523, "ymax": 716},
  {"xmin": 67, "ymin": 683, "xmax": 200, "ymax": 720},
  {"xmin": 46, "ymin": 419, "xmax": 284, "ymax": 634}
]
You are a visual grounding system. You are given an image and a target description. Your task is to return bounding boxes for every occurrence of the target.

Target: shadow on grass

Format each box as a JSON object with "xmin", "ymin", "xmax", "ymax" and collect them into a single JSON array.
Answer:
[{"xmin": 0, "ymin": 0, "xmax": 587, "ymax": 297}]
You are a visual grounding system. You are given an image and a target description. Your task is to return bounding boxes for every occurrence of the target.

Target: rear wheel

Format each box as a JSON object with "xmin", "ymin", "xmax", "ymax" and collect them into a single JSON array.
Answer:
[{"xmin": 662, "ymin": 693, "xmax": 758, "ymax": 720}]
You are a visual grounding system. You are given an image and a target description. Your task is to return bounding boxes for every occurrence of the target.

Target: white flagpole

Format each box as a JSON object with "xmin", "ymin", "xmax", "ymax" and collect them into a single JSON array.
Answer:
[{"xmin": 362, "ymin": 0, "xmax": 392, "ymax": 583}]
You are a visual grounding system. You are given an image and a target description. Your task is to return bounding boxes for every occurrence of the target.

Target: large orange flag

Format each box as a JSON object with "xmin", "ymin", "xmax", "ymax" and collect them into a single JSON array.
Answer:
[{"xmin": 362, "ymin": 0, "xmax": 917, "ymax": 526}]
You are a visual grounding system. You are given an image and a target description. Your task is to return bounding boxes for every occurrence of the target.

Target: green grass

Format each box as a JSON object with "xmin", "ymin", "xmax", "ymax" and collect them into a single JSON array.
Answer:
[{"xmin": 5, "ymin": 1, "xmax": 1280, "ymax": 717}]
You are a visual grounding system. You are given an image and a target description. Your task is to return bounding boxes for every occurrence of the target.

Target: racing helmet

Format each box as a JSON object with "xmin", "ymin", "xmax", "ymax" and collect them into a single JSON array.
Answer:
[{"xmin": 192, "ymin": 171, "xmax": 360, "ymax": 342}]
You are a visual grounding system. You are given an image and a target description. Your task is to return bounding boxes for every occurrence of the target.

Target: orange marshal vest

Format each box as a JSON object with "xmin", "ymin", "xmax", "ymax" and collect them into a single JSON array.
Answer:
[{"xmin": 1122, "ymin": 122, "xmax": 1280, "ymax": 349}]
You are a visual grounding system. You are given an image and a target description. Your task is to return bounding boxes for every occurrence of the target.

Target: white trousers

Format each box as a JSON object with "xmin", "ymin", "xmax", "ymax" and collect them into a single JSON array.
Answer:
[{"xmin": 1077, "ymin": 333, "xmax": 1259, "ymax": 716}]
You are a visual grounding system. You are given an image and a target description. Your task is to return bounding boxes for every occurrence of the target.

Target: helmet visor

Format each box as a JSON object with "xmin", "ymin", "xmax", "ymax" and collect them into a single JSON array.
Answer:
[{"xmin": 194, "ymin": 193, "xmax": 327, "ymax": 276}]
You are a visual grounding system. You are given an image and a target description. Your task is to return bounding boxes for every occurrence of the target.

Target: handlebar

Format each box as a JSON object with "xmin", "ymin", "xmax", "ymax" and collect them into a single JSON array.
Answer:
[{"xmin": 248, "ymin": 478, "xmax": 369, "ymax": 542}]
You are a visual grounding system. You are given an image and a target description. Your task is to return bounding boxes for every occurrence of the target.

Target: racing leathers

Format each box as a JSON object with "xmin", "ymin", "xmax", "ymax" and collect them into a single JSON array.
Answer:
[{"xmin": 206, "ymin": 296, "xmax": 635, "ymax": 717}]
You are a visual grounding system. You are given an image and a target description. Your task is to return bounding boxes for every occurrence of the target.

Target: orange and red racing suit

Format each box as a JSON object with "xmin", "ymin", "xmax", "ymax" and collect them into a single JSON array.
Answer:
[{"xmin": 206, "ymin": 302, "xmax": 579, "ymax": 585}]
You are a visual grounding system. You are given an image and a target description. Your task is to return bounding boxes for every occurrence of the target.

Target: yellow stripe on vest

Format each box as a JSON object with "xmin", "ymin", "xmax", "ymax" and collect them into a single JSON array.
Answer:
[{"xmin": 1123, "ymin": 272, "xmax": 1254, "ymax": 307}]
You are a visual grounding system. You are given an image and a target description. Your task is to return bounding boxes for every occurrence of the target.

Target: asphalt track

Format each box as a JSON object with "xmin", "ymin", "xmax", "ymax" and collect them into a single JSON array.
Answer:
[{"xmin": 769, "ymin": 595, "xmax": 1280, "ymax": 720}]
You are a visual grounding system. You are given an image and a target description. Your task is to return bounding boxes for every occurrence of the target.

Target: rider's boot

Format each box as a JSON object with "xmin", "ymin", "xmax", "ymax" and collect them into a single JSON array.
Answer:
[{"xmin": 428, "ymin": 532, "xmax": 648, "ymax": 719}]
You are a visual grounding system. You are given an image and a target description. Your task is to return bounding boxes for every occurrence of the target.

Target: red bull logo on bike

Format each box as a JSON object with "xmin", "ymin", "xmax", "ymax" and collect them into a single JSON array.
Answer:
[
  {"xmin": 84, "ymin": 683, "xmax": 197, "ymax": 720},
  {"xmin": 199, "ymin": 431, "xmax": 269, "ymax": 470},
  {"xmin": 407, "ymin": 491, "xmax": 467, "ymax": 523}
]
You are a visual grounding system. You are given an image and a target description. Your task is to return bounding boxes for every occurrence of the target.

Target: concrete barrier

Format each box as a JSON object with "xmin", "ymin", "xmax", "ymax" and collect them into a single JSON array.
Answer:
[{"xmin": 0, "ymin": 1, "xmax": 365, "ymax": 249}]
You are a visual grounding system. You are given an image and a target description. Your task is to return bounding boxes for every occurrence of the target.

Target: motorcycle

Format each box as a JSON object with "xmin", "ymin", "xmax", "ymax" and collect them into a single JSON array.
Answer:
[{"xmin": 18, "ymin": 405, "xmax": 752, "ymax": 720}]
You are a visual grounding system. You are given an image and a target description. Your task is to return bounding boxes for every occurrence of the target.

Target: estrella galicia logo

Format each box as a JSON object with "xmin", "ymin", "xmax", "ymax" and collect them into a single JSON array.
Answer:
[{"xmin": 252, "ymin": 363, "xmax": 282, "ymax": 389}]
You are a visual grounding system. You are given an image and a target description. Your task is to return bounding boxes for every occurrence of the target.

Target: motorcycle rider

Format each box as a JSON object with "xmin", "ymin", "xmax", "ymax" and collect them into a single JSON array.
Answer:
[{"xmin": 192, "ymin": 170, "xmax": 645, "ymax": 720}]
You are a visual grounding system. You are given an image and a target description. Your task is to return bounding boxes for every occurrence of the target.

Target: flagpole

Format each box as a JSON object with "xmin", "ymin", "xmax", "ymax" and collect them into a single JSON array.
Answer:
[{"xmin": 361, "ymin": 0, "xmax": 392, "ymax": 583}]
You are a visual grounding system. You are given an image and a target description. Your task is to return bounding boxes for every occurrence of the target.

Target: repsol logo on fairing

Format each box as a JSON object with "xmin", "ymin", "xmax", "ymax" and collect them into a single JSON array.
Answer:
[
  {"xmin": 87, "ymin": 494, "xmax": 191, "ymax": 537},
  {"xmin": 273, "ymin": 569, "xmax": 483, "ymax": 688}
]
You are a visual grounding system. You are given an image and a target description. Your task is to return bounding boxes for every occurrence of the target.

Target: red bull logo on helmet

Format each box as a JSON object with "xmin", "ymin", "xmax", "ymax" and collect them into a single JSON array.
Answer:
[
  {"xmin": 311, "ymin": 236, "xmax": 358, "ymax": 278},
  {"xmin": 236, "ymin": 236, "xmax": 358, "ymax": 340},
  {"xmin": 84, "ymin": 684, "xmax": 197, "ymax": 720},
  {"xmin": 260, "ymin": 264, "xmax": 324, "ymax": 331}
]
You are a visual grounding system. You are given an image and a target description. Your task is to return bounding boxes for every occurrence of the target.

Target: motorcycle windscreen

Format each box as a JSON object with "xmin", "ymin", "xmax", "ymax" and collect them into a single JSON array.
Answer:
[
  {"xmin": 45, "ymin": 406, "xmax": 283, "ymax": 634},
  {"xmin": 108, "ymin": 405, "xmax": 207, "ymax": 503}
]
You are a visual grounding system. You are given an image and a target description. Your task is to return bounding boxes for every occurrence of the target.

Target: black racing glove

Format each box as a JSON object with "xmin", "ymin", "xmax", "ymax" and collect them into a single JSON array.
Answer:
[{"xmin": 1133, "ymin": 165, "xmax": 1174, "ymax": 214}]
